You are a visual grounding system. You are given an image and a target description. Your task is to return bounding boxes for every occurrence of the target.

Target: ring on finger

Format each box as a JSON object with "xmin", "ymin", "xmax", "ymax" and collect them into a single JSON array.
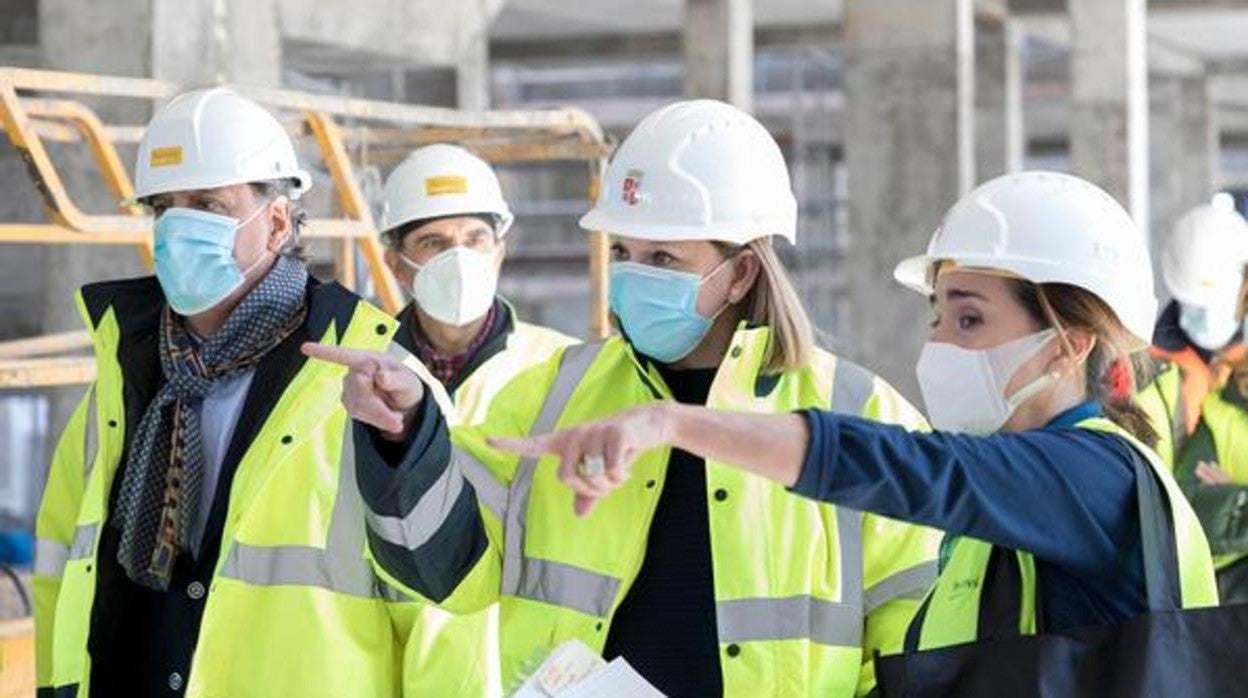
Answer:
[{"xmin": 577, "ymin": 454, "xmax": 606, "ymax": 479}]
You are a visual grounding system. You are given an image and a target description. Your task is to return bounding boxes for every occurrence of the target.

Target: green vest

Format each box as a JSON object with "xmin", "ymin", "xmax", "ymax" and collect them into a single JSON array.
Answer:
[
  {"xmin": 34, "ymin": 281, "xmax": 408, "ymax": 696},
  {"xmin": 909, "ymin": 418, "xmax": 1218, "ymax": 651}
]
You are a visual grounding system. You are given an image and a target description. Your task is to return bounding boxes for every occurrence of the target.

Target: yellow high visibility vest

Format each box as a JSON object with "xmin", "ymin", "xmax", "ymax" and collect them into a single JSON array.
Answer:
[
  {"xmin": 34, "ymin": 280, "xmax": 408, "ymax": 697},
  {"xmin": 910, "ymin": 418, "xmax": 1218, "ymax": 651},
  {"xmin": 398, "ymin": 318, "xmax": 576, "ymax": 698},
  {"xmin": 375, "ymin": 325, "xmax": 942, "ymax": 696}
]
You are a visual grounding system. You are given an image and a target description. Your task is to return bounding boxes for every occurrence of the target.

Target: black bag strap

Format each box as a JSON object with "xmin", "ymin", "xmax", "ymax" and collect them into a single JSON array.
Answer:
[
  {"xmin": 1130, "ymin": 448, "xmax": 1184, "ymax": 613},
  {"xmin": 978, "ymin": 546, "xmax": 1026, "ymax": 640}
]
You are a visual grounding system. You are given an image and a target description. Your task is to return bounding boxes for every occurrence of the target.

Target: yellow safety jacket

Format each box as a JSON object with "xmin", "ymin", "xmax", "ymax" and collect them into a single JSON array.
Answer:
[
  {"xmin": 1173, "ymin": 382, "xmax": 1248, "ymax": 573},
  {"xmin": 907, "ymin": 417, "xmax": 1218, "ymax": 651},
  {"xmin": 453, "ymin": 320, "xmax": 578, "ymax": 427},
  {"xmin": 371, "ymin": 324, "xmax": 942, "ymax": 696},
  {"xmin": 34, "ymin": 279, "xmax": 408, "ymax": 697},
  {"xmin": 394, "ymin": 305, "xmax": 576, "ymax": 698},
  {"xmin": 1139, "ymin": 350, "xmax": 1248, "ymax": 574}
]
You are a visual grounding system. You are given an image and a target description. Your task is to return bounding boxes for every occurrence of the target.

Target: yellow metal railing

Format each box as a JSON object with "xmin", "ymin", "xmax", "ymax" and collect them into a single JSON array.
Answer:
[{"xmin": 0, "ymin": 67, "xmax": 614, "ymax": 389}]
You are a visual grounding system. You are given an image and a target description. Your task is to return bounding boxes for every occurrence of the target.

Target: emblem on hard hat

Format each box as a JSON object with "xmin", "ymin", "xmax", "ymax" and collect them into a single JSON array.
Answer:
[{"xmin": 622, "ymin": 169, "xmax": 643, "ymax": 206}]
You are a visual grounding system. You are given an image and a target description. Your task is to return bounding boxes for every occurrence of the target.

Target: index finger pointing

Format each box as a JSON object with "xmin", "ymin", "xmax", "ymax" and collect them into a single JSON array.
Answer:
[
  {"xmin": 301, "ymin": 342, "xmax": 382, "ymax": 371},
  {"xmin": 488, "ymin": 434, "xmax": 556, "ymax": 458}
]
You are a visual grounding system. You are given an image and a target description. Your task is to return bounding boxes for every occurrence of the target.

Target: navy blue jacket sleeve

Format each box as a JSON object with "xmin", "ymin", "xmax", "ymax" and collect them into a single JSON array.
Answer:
[
  {"xmin": 791, "ymin": 410, "xmax": 1141, "ymax": 580},
  {"xmin": 353, "ymin": 393, "xmax": 487, "ymax": 602}
]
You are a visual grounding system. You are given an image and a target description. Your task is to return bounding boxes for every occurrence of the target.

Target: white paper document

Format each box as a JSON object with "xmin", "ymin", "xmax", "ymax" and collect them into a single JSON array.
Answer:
[{"xmin": 508, "ymin": 639, "xmax": 666, "ymax": 698}]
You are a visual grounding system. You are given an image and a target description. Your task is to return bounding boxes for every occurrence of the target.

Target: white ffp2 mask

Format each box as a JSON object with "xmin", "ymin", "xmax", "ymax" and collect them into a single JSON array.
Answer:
[
  {"xmin": 916, "ymin": 329, "xmax": 1058, "ymax": 435},
  {"xmin": 401, "ymin": 247, "xmax": 499, "ymax": 326}
]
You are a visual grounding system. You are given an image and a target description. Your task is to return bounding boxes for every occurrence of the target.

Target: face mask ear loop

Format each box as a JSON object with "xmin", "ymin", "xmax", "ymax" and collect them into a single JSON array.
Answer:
[
  {"xmin": 701, "ymin": 248, "xmax": 749, "ymax": 323},
  {"xmin": 242, "ymin": 199, "xmax": 292, "ymax": 279},
  {"xmin": 1034, "ymin": 284, "xmax": 1091, "ymax": 373},
  {"xmin": 397, "ymin": 251, "xmax": 422, "ymax": 273}
]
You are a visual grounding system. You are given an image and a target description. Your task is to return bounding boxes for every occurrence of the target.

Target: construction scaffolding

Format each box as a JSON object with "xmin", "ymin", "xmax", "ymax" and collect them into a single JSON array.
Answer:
[{"xmin": 0, "ymin": 67, "xmax": 613, "ymax": 390}]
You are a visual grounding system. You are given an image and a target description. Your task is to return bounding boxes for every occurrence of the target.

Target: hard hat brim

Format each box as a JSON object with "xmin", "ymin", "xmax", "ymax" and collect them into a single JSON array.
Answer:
[
  {"xmin": 893, "ymin": 254, "xmax": 934, "ymax": 296},
  {"xmin": 132, "ymin": 169, "xmax": 313, "ymax": 203}
]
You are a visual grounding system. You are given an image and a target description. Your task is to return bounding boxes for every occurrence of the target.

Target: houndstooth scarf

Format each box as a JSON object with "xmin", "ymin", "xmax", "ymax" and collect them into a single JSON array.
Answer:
[{"xmin": 114, "ymin": 255, "xmax": 308, "ymax": 590}]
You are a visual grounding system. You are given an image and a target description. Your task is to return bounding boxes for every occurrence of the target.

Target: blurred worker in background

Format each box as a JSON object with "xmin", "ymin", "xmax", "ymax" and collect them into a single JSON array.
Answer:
[
  {"xmin": 33, "ymin": 88, "xmax": 409, "ymax": 696},
  {"xmin": 306, "ymin": 99, "xmax": 941, "ymax": 696},
  {"xmin": 378, "ymin": 144, "xmax": 575, "ymax": 696},
  {"xmin": 1138, "ymin": 204, "xmax": 1248, "ymax": 603},
  {"xmin": 497, "ymin": 171, "xmax": 1222, "ymax": 693}
]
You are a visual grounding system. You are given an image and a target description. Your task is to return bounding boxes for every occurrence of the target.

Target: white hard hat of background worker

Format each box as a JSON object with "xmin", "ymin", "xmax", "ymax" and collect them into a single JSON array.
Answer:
[
  {"xmin": 894, "ymin": 171, "xmax": 1158, "ymax": 435},
  {"xmin": 577, "ymin": 99, "xmax": 810, "ymax": 370},
  {"xmin": 134, "ymin": 87, "xmax": 312, "ymax": 316},
  {"xmin": 379, "ymin": 144, "xmax": 514, "ymax": 327},
  {"xmin": 1159, "ymin": 205, "xmax": 1248, "ymax": 350}
]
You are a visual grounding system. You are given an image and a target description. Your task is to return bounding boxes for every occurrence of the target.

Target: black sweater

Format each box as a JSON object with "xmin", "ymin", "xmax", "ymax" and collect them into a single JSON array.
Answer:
[{"xmin": 602, "ymin": 364, "xmax": 722, "ymax": 697}]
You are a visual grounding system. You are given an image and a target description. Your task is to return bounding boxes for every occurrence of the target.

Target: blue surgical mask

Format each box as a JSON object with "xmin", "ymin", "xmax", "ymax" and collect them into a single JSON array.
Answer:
[
  {"xmin": 609, "ymin": 259, "xmax": 731, "ymax": 363},
  {"xmin": 153, "ymin": 205, "xmax": 270, "ymax": 316},
  {"xmin": 1179, "ymin": 300, "xmax": 1239, "ymax": 351}
]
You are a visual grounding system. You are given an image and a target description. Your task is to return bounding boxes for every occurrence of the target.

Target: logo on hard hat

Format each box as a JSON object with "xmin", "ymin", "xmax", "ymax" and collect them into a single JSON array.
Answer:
[
  {"xmin": 150, "ymin": 146, "xmax": 184, "ymax": 169},
  {"xmin": 622, "ymin": 169, "xmax": 643, "ymax": 206},
  {"xmin": 426, "ymin": 175, "xmax": 469, "ymax": 197}
]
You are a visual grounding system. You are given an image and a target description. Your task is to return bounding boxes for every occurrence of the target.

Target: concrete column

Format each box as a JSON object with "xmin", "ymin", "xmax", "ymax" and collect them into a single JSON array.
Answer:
[
  {"xmin": 1070, "ymin": 0, "xmax": 1149, "ymax": 239},
  {"xmin": 218, "ymin": 0, "xmax": 284, "ymax": 86},
  {"xmin": 683, "ymin": 0, "xmax": 753, "ymax": 111},
  {"xmin": 975, "ymin": 18, "xmax": 1024, "ymax": 182},
  {"xmin": 844, "ymin": 0, "xmax": 975, "ymax": 400},
  {"xmin": 456, "ymin": 26, "xmax": 490, "ymax": 111},
  {"xmin": 151, "ymin": 0, "xmax": 281, "ymax": 86},
  {"xmin": 1150, "ymin": 73, "xmax": 1218, "ymax": 296}
]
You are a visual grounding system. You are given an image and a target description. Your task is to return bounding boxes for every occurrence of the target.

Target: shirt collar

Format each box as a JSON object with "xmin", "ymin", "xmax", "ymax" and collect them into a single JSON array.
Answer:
[{"xmin": 1046, "ymin": 400, "xmax": 1102, "ymax": 428}]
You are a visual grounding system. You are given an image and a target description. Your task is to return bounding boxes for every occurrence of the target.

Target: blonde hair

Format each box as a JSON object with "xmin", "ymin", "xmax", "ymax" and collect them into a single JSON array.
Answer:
[{"xmin": 717, "ymin": 238, "xmax": 814, "ymax": 374}]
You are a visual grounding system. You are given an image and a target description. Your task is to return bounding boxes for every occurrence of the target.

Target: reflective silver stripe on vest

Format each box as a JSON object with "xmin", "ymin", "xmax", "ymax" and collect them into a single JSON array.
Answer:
[
  {"xmin": 716, "ymin": 595, "xmax": 865, "ymax": 646},
  {"xmin": 37, "ymin": 522, "xmax": 100, "ymax": 578},
  {"xmin": 221, "ymin": 543, "xmax": 378, "ymax": 598},
  {"xmin": 83, "ymin": 387, "xmax": 99, "ymax": 481},
  {"xmin": 830, "ymin": 356, "xmax": 875, "ymax": 416},
  {"xmin": 456, "ymin": 447, "xmax": 507, "ymax": 521},
  {"xmin": 39, "ymin": 392, "xmax": 103, "ymax": 578},
  {"xmin": 716, "ymin": 507, "xmax": 866, "ymax": 646},
  {"xmin": 500, "ymin": 343, "xmax": 606, "ymax": 602},
  {"xmin": 219, "ymin": 429, "xmax": 387, "ymax": 599},
  {"xmin": 365, "ymin": 457, "xmax": 465, "ymax": 550},
  {"xmin": 34, "ymin": 538, "xmax": 70, "ymax": 577},
  {"xmin": 863, "ymin": 561, "xmax": 939, "ymax": 613},
  {"xmin": 714, "ymin": 360, "xmax": 875, "ymax": 647},
  {"xmin": 70, "ymin": 522, "xmax": 98, "ymax": 560},
  {"xmin": 515, "ymin": 557, "xmax": 621, "ymax": 618}
]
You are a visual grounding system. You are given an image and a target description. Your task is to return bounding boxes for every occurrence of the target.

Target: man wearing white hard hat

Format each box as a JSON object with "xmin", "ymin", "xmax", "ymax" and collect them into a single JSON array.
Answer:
[
  {"xmin": 378, "ymin": 144, "xmax": 575, "ymax": 424},
  {"xmin": 377, "ymin": 144, "xmax": 574, "ymax": 696},
  {"xmin": 33, "ymin": 87, "xmax": 410, "ymax": 696},
  {"xmin": 1138, "ymin": 204, "xmax": 1248, "ymax": 602},
  {"xmin": 307, "ymin": 100, "xmax": 939, "ymax": 696}
]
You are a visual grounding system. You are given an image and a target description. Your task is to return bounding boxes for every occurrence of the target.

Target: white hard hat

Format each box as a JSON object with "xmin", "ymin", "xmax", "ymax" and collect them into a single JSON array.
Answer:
[
  {"xmin": 135, "ymin": 87, "xmax": 312, "ymax": 200},
  {"xmin": 379, "ymin": 144, "xmax": 514, "ymax": 239},
  {"xmin": 1161, "ymin": 205, "xmax": 1248, "ymax": 308},
  {"xmin": 894, "ymin": 171, "xmax": 1157, "ymax": 348},
  {"xmin": 578, "ymin": 99, "xmax": 797, "ymax": 245}
]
